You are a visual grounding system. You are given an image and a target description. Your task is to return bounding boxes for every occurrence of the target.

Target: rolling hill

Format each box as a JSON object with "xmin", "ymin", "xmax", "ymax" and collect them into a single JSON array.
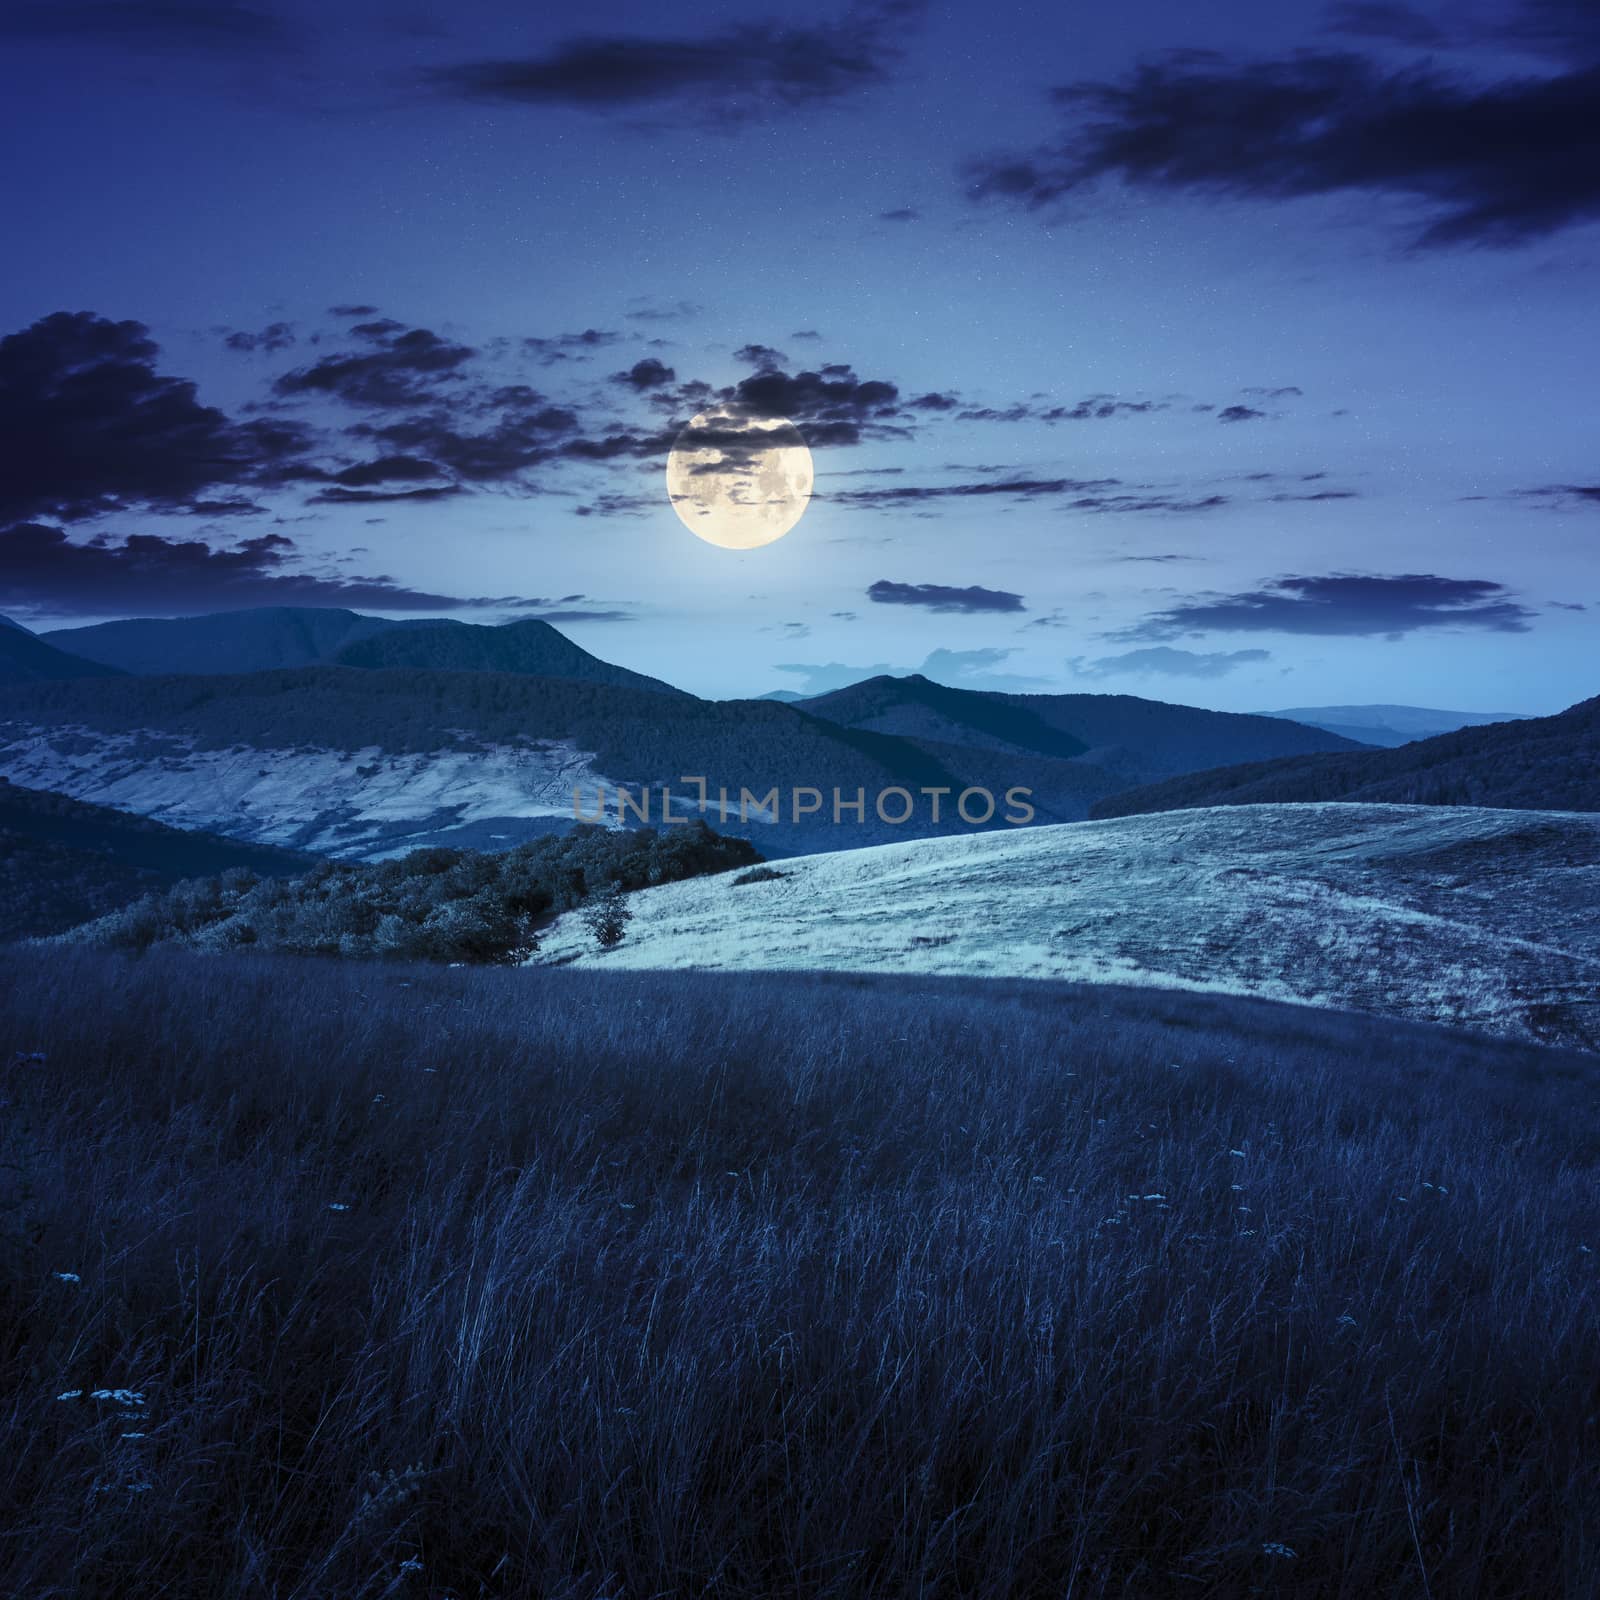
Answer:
[
  {"xmin": 0, "ymin": 776, "xmax": 316, "ymax": 938},
  {"xmin": 532, "ymin": 803, "xmax": 1600, "ymax": 1051},
  {"xmin": 1090, "ymin": 694, "xmax": 1600, "ymax": 820}
]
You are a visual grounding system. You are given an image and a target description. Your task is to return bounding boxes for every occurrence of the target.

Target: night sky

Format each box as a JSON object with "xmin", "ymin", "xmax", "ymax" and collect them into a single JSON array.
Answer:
[{"xmin": 1, "ymin": 0, "xmax": 1595, "ymax": 710}]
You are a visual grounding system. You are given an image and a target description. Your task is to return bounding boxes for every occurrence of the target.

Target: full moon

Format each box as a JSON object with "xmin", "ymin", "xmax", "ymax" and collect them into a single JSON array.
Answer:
[{"xmin": 665, "ymin": 407, "xmax": 813, "ymax": 549}]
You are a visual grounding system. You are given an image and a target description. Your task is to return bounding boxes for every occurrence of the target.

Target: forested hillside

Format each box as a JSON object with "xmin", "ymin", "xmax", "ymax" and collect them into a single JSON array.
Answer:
[
  {"xmin": 0, "ymin": 778, "xmax": 315, "ymax": 937},
  {"xmin": 1091, "ymin": 694, "xmax": 1600, "ymax": 820}
]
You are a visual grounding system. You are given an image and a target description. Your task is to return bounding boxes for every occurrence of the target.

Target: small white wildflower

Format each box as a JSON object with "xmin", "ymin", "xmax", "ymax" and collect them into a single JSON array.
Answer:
[
  {"xmin": 54, "ymin": 1272, "xmax": 81, "ymax": 1284},
  {"xmin": 1238, "ymin": 1205, "xmax": 1251, "ymax": 1213},
  {"xmin": 1262, "ymin": 1542, "xmax": 1297, "ymax": 1559},
  {"xmin": 1031, "ymin": 1176, "xmax": 1045, "ymax": 1184},
  {"xmin": 1395, "ymin": 1195, "xmax": 1408, "ymax": 1203},
  {"xmin": 619, "ymin": 1202, "xmax": 635, "ymax": 1210},
  {"xmin": 91, "ymin": 1390, "xmax": 146, "ymax": 1406},
  {"xmin": 57, "ymin": 1390, "xmax": 82, "ymax": 1401},
  {"xmin": 1581, "ymin": 1245, "xmax": 1592, "ymax": 1254},
  {"xmin": 399, "ymin": 1558, "xmax": 424, "ymax": 1574},
  {"xmin": 1436, "ymin": 1186, "xmax": 1448, "ymax": 1195},
  {"xmin": 1229, "ymin": 1149, "xmax": 1246, "ymax": 1158},
  {"xmin": 1141, "ymin": 1193, "xmax": 1166, "ymax": 1201},
  {"xmin": 328, "ymin": 1202, "xmax": 350, "ymax": 1212},
  {"xmin": 1336, "ymin": 1314, "xmax": 1358, "ymax": 1327},
  {"xmin": 421, "ymin": 1067, "xmax": 437, "ymax": 1074},
  {"xmin": 1240, "ymin": 1228, "xmax": 1257, "ymax": 1236},
  {"xmin": 371, "ymin": 1094, "xmax": 386, "ymax": 1104},
  {"xmin": 1230, "ymin": 1184, "xmax": 1245, "ymax": 1191},
  {"xmin": 120, "ymin": 1432, "xmax": 146, "ymax": 1440}
]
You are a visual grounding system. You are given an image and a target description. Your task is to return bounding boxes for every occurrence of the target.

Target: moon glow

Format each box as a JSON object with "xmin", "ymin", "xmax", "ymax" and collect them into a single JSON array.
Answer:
[{"xmin": 665, "ymin": 408, "xmax": 814, "ymax": 549}]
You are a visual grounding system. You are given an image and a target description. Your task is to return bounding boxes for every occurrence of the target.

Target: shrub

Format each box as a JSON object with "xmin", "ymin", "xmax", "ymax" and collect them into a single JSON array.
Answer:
[
  {"xmin": 581, "ymin": 882, "xmax": 631, "ymax": 948},
  {"xmin": 731, "ymin": 865, "xmax": 787, "ymax": 885}
]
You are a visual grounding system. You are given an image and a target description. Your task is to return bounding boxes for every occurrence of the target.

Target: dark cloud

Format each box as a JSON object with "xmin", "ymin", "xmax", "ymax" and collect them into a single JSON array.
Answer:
[
  {"xmin": 1242, "ymin": 385, "xmax": 1303, "ymax": 399},
  {"xmin": 969, "ymin": 48, "xmax": 1600, "ymax": 248},
  {"xmin": 612, "ymin": 357, "xmax": 677, "ymax": 390},
  {"xmin": 791, "ymin": 329, "xmax": 824, "ymax": 341},
  {"xmin": 1217, "ymin": 405, "xmax": 1267, "ymax": 423},
  {"xmin": 274, "ymin": 322, "xmax": 476, "ymax": 409},
  {"xmin": 948, "ymin": 393, "xmax": 1168, "ymax": 423},
  {"xmin": 223, "ymin": 321, "xmax": 295, "ymax": 354},
  {"xmin": 1515, "ymin": 483, "xmax": 1600, "ymax": 508},
  {"xmin": 827, "ymin": 475, "xmax": 1227, "ymax": 516},
  {"xmin": 732, "ymin": 363, "xmax": 901, "ymax": 423},
  {"xmin": 329, "ymin": 303, "xmax": 379, "ymax": 318},
  {"xmin": 879, "ymin": 206, "xmax": 920, "ymax": 221},
  {"xmin": 306, "ymin": 485, "xmax": 467, "ymax": 506},
  {"xmin": 0, "ymin": 2, "xmax": 297, "ymax": 54},
  {"xmin": 908, "ymin": 391, "xmax": 959, "ymax": 411},
  {"xmin": 829, "ymin": 474, "xmax": 1116, "ymax": 507},
  {"xmin": 625, "ymin": 300, "xmax": 702, "ymax": 324},
  {"xmin": 351, "ymin": 395, "xmax": 578, "ymax": 483},
  {"xmin": 868, "ymin": 579, "xmax": 1025, "ymax": 614},
  {"xmin": 1329, "ymin": 0, "xmax": 1600, "ymax": 65},
  {"xmin": 185, "ymin": 498, "xmax": 264, "ymax": 518},
  {"xmin": 0, "ymin": 311, "xmax": 314, "ymax": 524},
  {"xmin": 573, "ymin": 492, "xmax": 658, "ymax": 518},
  {"xmin": 329, "ymin": 455, "xmax": 442, "ymax": 488},
  {"xmin": 1120, "ymin": 573, "xmax": 1536, "ymax": 640},
  {"xmin": 1069, "ymin": 646, "xmax": 1273, "ymax": 679},
  {"xmin": 524, "ymin": 607, "xmax": 635, "ymax": 623},
  {"xmin": 424, "ymin": 2, "xmax": 926, "ymax": 129},
  {"xmin": 1322, "ymin": 2, "xmax": 1450, "ymax": 47},
  {"xmin": 734, "ymin": 342, "xmax": 787, "ymax": 369},
  {"xmin": 524, "ymin": 328, "xmax": 622, "ymax": 364},
  {"xmin": 0, "ymin": 522, "xmax": 521, "ymax": 618}
]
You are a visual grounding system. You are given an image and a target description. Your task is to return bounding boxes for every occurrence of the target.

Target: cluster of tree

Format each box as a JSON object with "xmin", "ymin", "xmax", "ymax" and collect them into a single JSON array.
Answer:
[{"xmin": 69, "ymin": 821, "xmax": 760, "ymax": 963}]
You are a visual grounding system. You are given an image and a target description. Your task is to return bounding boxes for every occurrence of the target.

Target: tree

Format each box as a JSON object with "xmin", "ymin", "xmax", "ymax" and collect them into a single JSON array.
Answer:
[{"xmin": 581, "ymin": 881, "xmax": 632, "ymax": 949}]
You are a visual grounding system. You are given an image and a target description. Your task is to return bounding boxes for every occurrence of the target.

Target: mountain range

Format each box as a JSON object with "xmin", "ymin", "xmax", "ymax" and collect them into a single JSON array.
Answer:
[
  {"xmin": 34, "ymin": 609, "xmax": 684, "ymax": 696},
  {"xmin": 0, "ymin": 608, "xmax": 1364, "ymax": 858},
  {"xmin": 1260, "ymin": 704, "xmax": 1533, "ymax": 747},
  {"xmin": 0, "ymin": 606, "xmax": 1591, "ymax": 863},
  {"xmin": 0, "ymin": 615, "xmax": 125, "ymax": 683},
  {"xmin": 1092, "ymin": 694, "xmax": 1600, "ymax": 819}
]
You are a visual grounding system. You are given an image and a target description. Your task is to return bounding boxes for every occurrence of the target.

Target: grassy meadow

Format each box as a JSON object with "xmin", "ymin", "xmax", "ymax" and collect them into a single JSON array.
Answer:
[{"xmin": 1, "ymin": 946, "xmax": 1597, "ymax": 1597}]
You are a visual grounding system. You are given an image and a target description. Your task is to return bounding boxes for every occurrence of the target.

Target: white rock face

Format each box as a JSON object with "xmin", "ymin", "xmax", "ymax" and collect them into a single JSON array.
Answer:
[
  {"xmin": 532, "ymin": 803, "xmax": 1600, "ymax": 1050},
  {"xmin": 0, "ymin": 726, "xmax": 616, "ymax": 858}
]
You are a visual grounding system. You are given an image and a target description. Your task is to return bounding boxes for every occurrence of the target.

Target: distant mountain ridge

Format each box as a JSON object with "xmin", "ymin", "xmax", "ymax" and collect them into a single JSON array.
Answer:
[
  {"xmin": 799, "ymin": 675, "xmax": 1362, "ymax": 779},
  {"xmin": 1092, "ymin": 694, "xmax": 1600, "ymax": 820},
  {"xmin": 1262, "ymin": 704, "xmax": 1533, "ymax": 748},
  {"xmin": 0, "ymin": 616, "xmax": 126, "ymax": 683},
  {"xmin": 41, "ymin": 607, "xmax": 681, "ymax": 696}
]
